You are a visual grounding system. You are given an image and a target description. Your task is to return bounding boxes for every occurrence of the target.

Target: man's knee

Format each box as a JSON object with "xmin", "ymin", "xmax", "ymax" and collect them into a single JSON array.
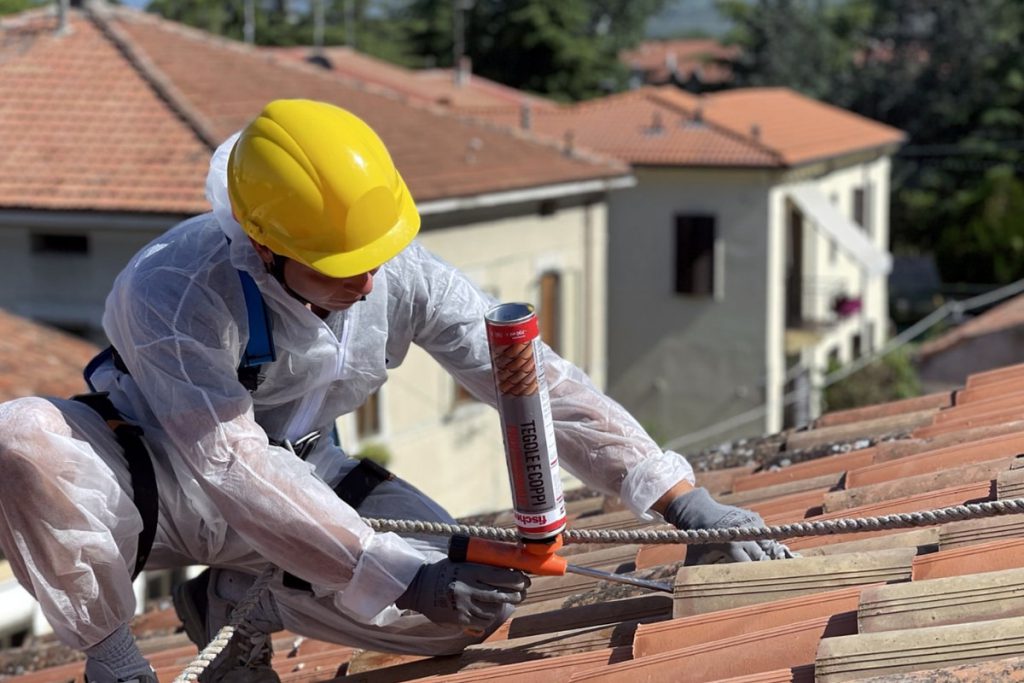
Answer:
[{"xmin": 0, "ymin": 397, "xmax": 71, "ymax": 489}]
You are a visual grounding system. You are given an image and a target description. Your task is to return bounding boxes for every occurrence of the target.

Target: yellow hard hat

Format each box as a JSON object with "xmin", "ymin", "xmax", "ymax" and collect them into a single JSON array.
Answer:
[{"xmin": 228, "ymin": 99, "xmax": 420, "ymax": 278}]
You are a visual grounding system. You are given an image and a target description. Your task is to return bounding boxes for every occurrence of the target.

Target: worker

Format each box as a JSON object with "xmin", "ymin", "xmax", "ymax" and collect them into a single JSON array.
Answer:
[{"xmin": 0, "ymin": 99, "xmax": 792, "ymax": 683}]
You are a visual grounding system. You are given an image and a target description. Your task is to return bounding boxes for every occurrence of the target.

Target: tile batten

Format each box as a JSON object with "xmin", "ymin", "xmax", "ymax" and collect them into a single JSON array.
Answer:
[
  {"xmin": 939, "ymin": 515, "xmax": 1024, "ymax": 549},
  {"xmin": 998, "ymin": 467, "xmax": 1024, "ymax": 500},
  {"xmin": 823, "ymin": 457, "xmax": 1014, "ymax": 512},
  {"xmin": 815, "ymin": 616, "xmax": 1024, "ymax": 683},
  {"xmin": 858, "ymin": 567, "xmax": 1024, "ymax": 633},
  {"xmin": 797, "ymin": 528, "xmax": 940, "ymax": 557},
  {"xmin": 673, "ymin": 549, "xmax": 915, "ymax": 617}
]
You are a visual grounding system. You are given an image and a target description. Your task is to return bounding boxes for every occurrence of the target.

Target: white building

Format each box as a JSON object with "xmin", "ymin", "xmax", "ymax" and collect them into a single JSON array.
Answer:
[{"xmin": 487, "ymin": 86, "xmax": 905, "ymax": 447}]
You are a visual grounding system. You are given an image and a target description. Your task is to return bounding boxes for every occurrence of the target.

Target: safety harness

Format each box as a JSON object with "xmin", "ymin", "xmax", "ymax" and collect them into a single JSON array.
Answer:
[{"xmin": 76, "ymin": 269, "xmax": 392, "ymax": 580}]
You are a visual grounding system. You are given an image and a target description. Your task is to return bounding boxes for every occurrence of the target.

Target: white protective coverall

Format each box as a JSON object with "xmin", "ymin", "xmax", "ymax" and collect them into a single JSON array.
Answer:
[{"xmin": 0, "ymin": 135, "xmax": 694, "ymax": 653}]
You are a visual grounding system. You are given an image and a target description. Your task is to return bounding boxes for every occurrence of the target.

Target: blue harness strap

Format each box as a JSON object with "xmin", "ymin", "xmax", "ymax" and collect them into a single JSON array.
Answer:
[
  {"xmin": 237, "ymin": 269, "xmax": 276, "ymax": 367},
  {"xmin": 84, "ymin": 270, "xmax": 276, "ymax": 392}
]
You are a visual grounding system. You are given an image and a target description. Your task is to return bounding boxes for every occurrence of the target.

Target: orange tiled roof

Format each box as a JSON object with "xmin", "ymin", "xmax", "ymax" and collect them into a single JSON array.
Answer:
[
  {"xmin": 12, "ymin": 362, "xmax": 1024, "ymax": 681},
  {"xmin": 0, "ymin": 9, "xmax": 211, "ymax": 213},
  {"xmin": 918, "ymin": 293, "xmax": 1024, "ymax": 358},
  {"xmin": 0, "ymin": 6, "xmax": 625, "ymax": 216},
  {"xmin": 620, "ymin": 39, "xmax": 738, "ymax": 85},
  {"xmin": 476, "ymin": 85, "xmax": 906, "ymax": 168},
  {"xmin": 698, "ymin": 87, "xmax": 907, "ymax": 165},
  {"xmin": 270, "ymin": 47, "xmax": 556, "ymax": 110},
  {"xmin": 0, "ymin": 308, "xmax": 98, "ymax": 401}
]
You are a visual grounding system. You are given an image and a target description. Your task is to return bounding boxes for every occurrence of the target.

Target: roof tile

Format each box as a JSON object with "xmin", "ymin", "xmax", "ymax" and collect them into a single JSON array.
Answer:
[{"xmin": 0, "ymin": 6, "xmax": 625, "ymax": 216}]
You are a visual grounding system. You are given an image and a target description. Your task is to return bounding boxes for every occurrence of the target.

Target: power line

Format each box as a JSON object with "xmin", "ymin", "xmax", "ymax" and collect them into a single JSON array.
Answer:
[{"xmin": 662, "ymin": 277, "xmax": 1024, "ymax": 452}]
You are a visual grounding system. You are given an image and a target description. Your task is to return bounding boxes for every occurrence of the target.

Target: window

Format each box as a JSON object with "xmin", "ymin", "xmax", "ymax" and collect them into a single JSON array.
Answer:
[
  {"xmin": 538, "ymin": 271, "xmax": 561, "ymax": 354},
  {"xmin": 675, "ymin": 214, "xmax": 715, "ymax": 296},
  {"xmin": 852, "ymin": 333, "xmax": 863, "ymax": 359},
  {"xmin": 356, "ymin": 390, "xmax": 381, "ymax": 438},
  {"xmin": 31, "ymin": 233, "xmax": 89, "ymax": 254},
  {"xmin": 852, "ymin": 186, "xmax": 871, "ymax": 233}
]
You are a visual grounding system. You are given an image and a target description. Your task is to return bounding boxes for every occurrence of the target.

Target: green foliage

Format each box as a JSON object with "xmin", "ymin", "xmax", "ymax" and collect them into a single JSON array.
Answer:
[
  {"xmin": 720, "ymin": 0, "xmax": 1024, "ymax": 285},
  {"xmin": 403, "ymin": 0, "xmax": 668, "ymax": 100},
  {"xmin": 354, "ymin": 441, "xmax": 392, "ymax": 467},
  {"xmin": 823, "ymin": 348, "xmax": 921, "ymax": 412},
  {"xmin": 0, "ymin": 0, "xmax": 44, "ymax": 16}
]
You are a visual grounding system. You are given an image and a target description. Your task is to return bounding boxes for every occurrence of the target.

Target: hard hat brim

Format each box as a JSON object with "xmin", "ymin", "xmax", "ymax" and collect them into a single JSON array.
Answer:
[{"xmin": 307, "ymin": 186, "xmax": 420, "ymax": 278}]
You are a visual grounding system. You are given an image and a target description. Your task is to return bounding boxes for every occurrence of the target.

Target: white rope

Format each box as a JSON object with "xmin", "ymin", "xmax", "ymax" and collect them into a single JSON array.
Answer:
[
  {"xmin": 172, "ymin": 566, "xmax": 275, "ymax": 683},
  {"xmin": 364, "ymin": 497, "xmax": 1024, "ymax": 544},
  {"xmin": 173, "ymin": 496, "xmax": 1024, "ymax": 680}
]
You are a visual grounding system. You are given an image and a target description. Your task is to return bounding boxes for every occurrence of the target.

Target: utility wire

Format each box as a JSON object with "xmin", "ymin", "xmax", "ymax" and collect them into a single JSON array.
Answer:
[{"xmin": 663, "ymin": 277, "xmax": 1024, "ymax": 452}]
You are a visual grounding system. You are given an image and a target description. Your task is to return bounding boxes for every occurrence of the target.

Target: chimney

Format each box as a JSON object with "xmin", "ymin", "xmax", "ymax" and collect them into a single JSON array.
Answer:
[
  {"xmin": 454, "ymin": 55, "xmax": 472, "ymax": 87},
  {"xmin": 563, "ymin": 130, "xmax": 575, "ymax": 156},
  {"xmin": 520, "ymin": 102, "xmax": 532, "ymax": 131},
  {"xmin": 750, "ymin": 123, "xmax": 762, "ymax": 140},
  {"xmin": 665, "ymin": 50, "xmax": 678, "ymax": 77},
  {"xmin": 56, "ymin": 0, "xmax": 70, "ymax": 36},
  {"xmin": 646, "ymin": 111, "xmax": 664, "ymax": 135}
]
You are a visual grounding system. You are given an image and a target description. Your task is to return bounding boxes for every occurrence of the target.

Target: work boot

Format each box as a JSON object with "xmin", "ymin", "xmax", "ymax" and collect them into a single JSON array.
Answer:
[
  {"xmin": 83, "ymin": 659, "xmax": 157, "ymax": 683},
  {"xmin": 173, "ymin": 568, "xmax": 283, "ymax": 683}
]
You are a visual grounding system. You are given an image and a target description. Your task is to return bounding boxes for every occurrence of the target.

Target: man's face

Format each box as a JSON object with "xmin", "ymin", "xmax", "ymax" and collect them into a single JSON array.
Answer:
[
  {"xmin": 249, "ymin": 238, "xmax": 378, "ymax": 312},
  {"xmin": 282, "ymin": 258, "xmax": 379, "ymax": 312}
]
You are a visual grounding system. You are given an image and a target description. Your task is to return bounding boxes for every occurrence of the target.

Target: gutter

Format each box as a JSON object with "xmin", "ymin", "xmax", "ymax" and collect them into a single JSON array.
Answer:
[{"xmin": 418, "ymin": 174, "xmax": 636, "ymax": 215}]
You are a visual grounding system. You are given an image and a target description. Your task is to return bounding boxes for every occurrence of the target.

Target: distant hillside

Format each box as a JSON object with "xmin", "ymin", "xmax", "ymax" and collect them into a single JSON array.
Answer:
[{"xmin": 645, "ymin": 0, "xmax": 743, "ymax": 38}]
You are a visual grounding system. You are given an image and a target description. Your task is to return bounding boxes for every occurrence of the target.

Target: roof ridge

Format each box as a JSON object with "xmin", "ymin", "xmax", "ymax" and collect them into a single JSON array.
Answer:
[
  {"xmin": 85, "ymin": 1, "xmax": 221, "ymax": 149},
  {"xmin": 647, "ymin": 87, "xmax": 787, "ymax": 166},
  {"xmin": 90, "ymin": 3, "xmax": 624, "ymax": 175}
]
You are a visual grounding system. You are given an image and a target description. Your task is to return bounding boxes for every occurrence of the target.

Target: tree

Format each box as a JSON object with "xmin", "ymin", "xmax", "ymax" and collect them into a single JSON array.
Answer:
[
  {"xmin": 403, "ymin": 0, "xmax": 668, "ymax": 100},
  {"xmin": 0, "ymin": 0, "xmax": 45, "ymax": 16},
  {"xmin": 720, "ymin": 0, "xmax": 1024, "ymax": 285},
  {"xmin": 823, "ymin": 348, "xmax": 921, "ymax": 412}
]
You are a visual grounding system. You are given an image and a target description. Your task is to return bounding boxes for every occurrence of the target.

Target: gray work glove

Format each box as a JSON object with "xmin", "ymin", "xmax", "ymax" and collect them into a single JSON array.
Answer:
[
  {"xmin": 396, "ymin": 558, "xmax": 530, "ymax": 629},
  {"xmin": 664, "ymin": 487, "xmax": 796, "ymax": 565}
]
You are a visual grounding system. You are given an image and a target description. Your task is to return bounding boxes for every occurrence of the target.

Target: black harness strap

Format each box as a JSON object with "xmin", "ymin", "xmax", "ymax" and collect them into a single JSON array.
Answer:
[
  {"xmin": 282, "ymin": 458, "xmax": 395, "ymax": 592},
  {"xmin": 71, "ymin": 392, "xmax": 159, "ymax": 580}
]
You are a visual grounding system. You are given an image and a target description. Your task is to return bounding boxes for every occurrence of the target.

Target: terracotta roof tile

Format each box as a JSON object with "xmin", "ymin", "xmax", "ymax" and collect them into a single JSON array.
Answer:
[
  {"xmin": 16, "ymin": 355, "xmax": 1024, "ymax": 679},
  {"xmin": 966, "ymin": 361, "xmax": 1024, "ymax": 388},
  {"xmin": 270, "ymin": 47, "xmax": 556, "ymax": 112},
  {"xmin": 474, "ymin": 85, "xmax": 905, "ymax": 169},
  {"xmin": 620, "ymin": 39, "xmax": 738, "ymax": 85},
  {"xmin": 844, "ymin": 431, "xmax": 1024, "ymax": 488},
  {"xmin": 0, "ymin": 308, "xmax": 98, "ymax": 401},
  {"xmin": 0, "ymin": 6, "xmax": 625, "ymax": 216},
  {"xmin": 0, "ymin": 9, "xmax": 210, "ymax": 213},
  {"xmin": 813, "ymin": 391, "xmax": 953, "ymax": 428}
]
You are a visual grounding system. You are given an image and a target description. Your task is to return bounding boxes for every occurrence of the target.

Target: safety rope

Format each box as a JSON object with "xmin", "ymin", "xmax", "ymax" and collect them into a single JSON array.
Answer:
[
  {"xmin": 363, "ymin": 497, "xmax": 1024, "ymax": 544},
  {"xmin": 172, "ymin": 496, "xmax": 1024, "ymax": 680},
  {"xmin": 172, "ymin": 567, "xmax": 275, "ymax": 683}
]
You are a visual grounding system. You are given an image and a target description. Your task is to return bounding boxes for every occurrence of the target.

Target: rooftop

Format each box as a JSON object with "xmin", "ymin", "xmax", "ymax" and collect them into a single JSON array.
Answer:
[
  {"xmin": 918, "ymin": 292, "xmax": 1024, "ymax": 359},
  {"xmin": 0, "ymin": 309, "xmax": 98, "ymax": 402},
  {"xmin": 619, "ymin": 39, "xmax": 739, "ymax": 85},
  {"xmin": 8, "ymin": 360, "xmax": 1024, "ymax": 681},
  {"xmin": 269, "ymin": 47, "xmax": 557, "ymax": 111},
  {"xmin": 0, "ymin": 4, "xmax": 626, "ymax": 216},
  {"xmin": 476, "ymin": 86, "xmax": 907, "ymax": 169}
]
